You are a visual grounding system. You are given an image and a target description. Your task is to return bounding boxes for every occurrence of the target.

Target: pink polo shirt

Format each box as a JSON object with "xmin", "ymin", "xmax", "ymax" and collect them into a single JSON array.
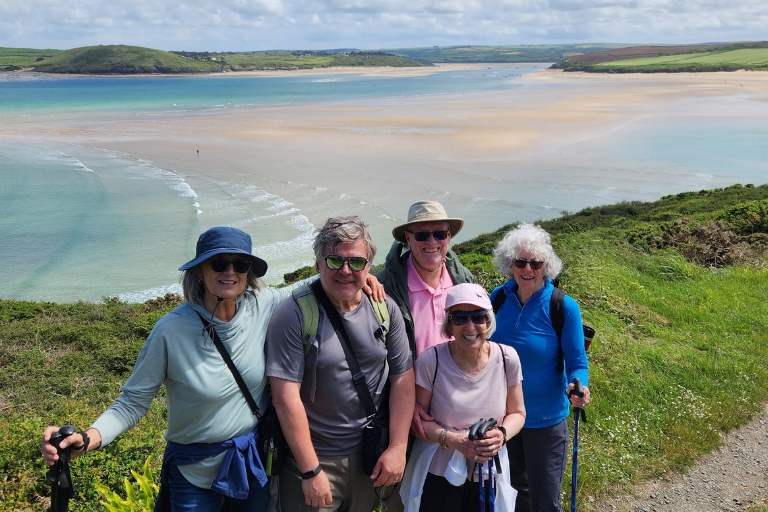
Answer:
[{"xmin": 407, "ymin": 255, "xmax": 454, "ymax": 357}]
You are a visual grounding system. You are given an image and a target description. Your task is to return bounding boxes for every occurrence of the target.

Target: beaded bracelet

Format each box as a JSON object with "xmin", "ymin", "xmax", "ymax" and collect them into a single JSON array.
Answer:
[{"xmin": 438, "ymin": 429, "xmax": 448, "ymax": 449}]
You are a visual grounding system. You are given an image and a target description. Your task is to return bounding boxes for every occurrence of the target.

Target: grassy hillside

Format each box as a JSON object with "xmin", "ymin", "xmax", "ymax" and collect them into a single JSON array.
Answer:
[
  {"xmin": 0, "ymin": 48, "xmax": 64, "ymax": 70},
  {"xmin": 3, "ymin": 46, "xmax": 425, "ymax": 74},
  {"xmin": 175, "ymin": 50, "xmax": 427, "ymax": 70},
  {"xmin": 385, "ymin": 44, "xmax": 630, "ymax": 64},
  {"xmin": 1, "ymin": 184, "xmax": 767, "ymax": 510},
  {"xmin": 553, "ymin": 41, "xmax": 768, "ymax": 72},
  {"xmin": 30, "ymin": 45, "xmax": 219, "ymax": 74}
]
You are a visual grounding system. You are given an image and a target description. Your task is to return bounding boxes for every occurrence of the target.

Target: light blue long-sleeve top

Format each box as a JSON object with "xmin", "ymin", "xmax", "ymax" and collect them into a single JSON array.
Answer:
[
  {"xmin": 490, "ymin": 278, "xmax": 588, "ymax": 429},
  {"xmin": 90, "ymin": 285, "xmax": 297, "ymax": 489}
]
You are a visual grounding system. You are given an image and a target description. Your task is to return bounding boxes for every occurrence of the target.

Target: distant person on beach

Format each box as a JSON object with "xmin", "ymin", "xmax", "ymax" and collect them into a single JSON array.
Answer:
[
  {"xmin": 489, "ymin": 223, "xmax": 590, "ymax": 512},
  {"xmin": 266, "ymin": 216, "xmax": 415, "ymax": 512},
  {"xmin": 376, "ymin": 201, "xmax": 475, "ymax": 438},
  {"xmin": 400, "ymin": 283, "xmax": 526, "ymax": 512},
  {"xmin": 40, "ymin": 226, "xmax": 384, "ymax": 512}
]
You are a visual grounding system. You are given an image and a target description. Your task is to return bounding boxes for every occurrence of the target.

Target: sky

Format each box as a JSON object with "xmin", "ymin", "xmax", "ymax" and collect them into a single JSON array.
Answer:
[{"xmin": 1, "ymin": 0, "xmax": 767, "ymax": 52}]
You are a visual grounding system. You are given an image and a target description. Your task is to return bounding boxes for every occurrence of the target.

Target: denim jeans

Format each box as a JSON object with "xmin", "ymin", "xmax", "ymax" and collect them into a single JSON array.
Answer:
[{"xmin": 165, "ymin": 463, "xmax": 269, "ymax": 512}]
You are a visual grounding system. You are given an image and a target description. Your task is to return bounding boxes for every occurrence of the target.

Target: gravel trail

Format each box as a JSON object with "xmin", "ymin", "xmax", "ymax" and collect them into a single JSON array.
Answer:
[{"xmin": 604, "ymin": 403, "xmax": 768, "ymax": 511}]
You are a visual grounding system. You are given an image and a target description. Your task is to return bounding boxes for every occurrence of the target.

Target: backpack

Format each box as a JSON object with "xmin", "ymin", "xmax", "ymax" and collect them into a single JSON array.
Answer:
[
  {"xmin": 491, "ymin": 281, "xmax": 593, "ymax": 373},
  {"xmin": 291, "ymin": 282, "xmax": 390, "ymax": 356}
]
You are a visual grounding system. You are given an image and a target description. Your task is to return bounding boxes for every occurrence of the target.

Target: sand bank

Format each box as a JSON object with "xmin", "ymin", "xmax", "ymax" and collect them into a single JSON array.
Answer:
[{"xmin": 6, "ymin": 68, "xmax": 768, "ymax": 246}]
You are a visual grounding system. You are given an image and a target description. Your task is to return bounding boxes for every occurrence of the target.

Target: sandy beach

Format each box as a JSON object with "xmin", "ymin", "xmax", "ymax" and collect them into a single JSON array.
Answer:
[
  {"xmin": 54, "ymin": 68, "xmax": 768, "ymax": 216},
  {"xmin": 3, "ymin": 65, "xmax": 768, "ymax": 298},
  {"xmin": 6, "ymin": 68, "xmax": 768, "ymax": 221}
]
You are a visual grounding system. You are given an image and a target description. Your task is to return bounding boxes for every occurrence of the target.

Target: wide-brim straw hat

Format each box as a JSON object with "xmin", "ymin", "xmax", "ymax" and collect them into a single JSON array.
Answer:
[
  {"xmin": 392, "ymin": 201, "xmax": 464, "ymax": 243},
  {"xmin": 178, "ymin": 226, "xmax": 268, "ymax": 277}
]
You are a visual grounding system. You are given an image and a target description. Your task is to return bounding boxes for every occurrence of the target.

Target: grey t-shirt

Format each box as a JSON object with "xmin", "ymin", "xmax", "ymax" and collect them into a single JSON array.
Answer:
[{"xmin": 266, "ymin": 293, "xmax": 412, "ymax": 456}]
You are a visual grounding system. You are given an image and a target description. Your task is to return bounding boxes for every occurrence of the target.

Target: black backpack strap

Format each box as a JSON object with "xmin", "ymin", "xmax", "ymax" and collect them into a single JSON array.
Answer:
[
  {"xmin": 491, "ymin": 288, "xmax": 507, "ymax": 314},
  {"xmin": 431, "ymin": 345, "xmax": 440, "ymax": 389},
  {"xmin": 310, "ymin": 280, "xmax": 379, "ymax": 423},
  {"xmin": 550, "ymin": 287, "xmax": 565, "ymax": 340},
  {"xmin": 550, "ymin": 287, "xmax": 566, "ymax": 374},
  {"xmin": 196, "ymin": 312, "xmax": 261, "ymax": 420}
]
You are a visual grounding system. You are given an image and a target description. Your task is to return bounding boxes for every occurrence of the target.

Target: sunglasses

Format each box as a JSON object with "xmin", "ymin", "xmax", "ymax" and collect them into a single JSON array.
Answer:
[
  {"xmin": 407, "ymin": 230, "xmax": 450, "ymax": 242},
  {"xmin": 450, "ymin": 311, "xmax": 489, "ymax": 326},
  {"xmin": 513, "ymin": 259, "xmax": 544, "ymax": 270},
  {"xmin": 209, "ymin": 257, "xmax": 252, "ymax": 274},
  {"xmin": 324, "ymin": 254, "xmax": 369, "ymax": 272}
]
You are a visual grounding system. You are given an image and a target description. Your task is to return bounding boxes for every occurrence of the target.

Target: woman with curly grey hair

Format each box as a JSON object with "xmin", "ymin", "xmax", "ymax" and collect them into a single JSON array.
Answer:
[{"xmin": 489, "ymin": 223, "xmax": 591, "ymax": 512}]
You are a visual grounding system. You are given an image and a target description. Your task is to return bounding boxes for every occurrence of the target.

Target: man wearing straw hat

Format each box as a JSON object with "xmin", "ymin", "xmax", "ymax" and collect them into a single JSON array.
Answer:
[{"xmin": 377, "ymin": 201, "xmax": 475, "ymax": 435}]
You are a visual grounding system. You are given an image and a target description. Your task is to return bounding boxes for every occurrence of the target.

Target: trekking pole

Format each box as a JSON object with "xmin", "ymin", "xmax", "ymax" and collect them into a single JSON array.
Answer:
[
  {"xmin": 46, "ymin": 425, "xmax": 77, "ymax": 512},
  {"xmin": 568, "ymin": 378, "xmax": 586, "ymax": 512},
  {"xmin": 487, "ymin": 459, "xmax": 495, "ymax": 512},
  {"xmin": 478, "ymin": 461, "xmax": 485, "ymax": 512}
]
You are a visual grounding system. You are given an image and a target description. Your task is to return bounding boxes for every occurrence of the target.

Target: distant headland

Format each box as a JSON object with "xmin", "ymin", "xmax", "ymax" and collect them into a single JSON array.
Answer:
[{"xmin": 3, "ymin": 42, "xmax": 765, "ymax": 75}]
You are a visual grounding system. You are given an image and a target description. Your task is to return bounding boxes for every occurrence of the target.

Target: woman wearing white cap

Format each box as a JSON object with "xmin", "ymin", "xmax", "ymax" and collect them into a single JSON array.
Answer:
[
  {"xmin": 400, "ymin": 283, "xmax": 526, "ymax": 512},
  {"xmin": 41, "ymin": 226, "xmax": 383, "ymax": 512}
]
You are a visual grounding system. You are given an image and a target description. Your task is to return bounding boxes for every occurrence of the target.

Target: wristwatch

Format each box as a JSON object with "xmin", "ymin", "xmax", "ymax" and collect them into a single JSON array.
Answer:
[
  {"xmin": 497, "ymin": 425, "xmax": 507, "ymax": 443},
  {"xmin": 301, "ymin": 464, "xmax": 322, "ymax": 480}
]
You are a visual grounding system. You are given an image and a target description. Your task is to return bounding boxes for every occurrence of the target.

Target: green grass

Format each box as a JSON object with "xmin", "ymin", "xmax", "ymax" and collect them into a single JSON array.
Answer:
[
  {"xmin": 386, "ymin": 44, "xmax": 630, "ymax": 64},
  {"xmin": 1, "ymin": 46, "xmax": 424, "ymax": 74},
  {"xmin": 0, "ymin": 48, "xmax": 64, "ymax": 70},
  {"xmin": 1, "ymin": 184, "xmax": 767, "ymax": 510},
  {"xmin": 594, "ymin": 48, "xmax": 768, "ymax": 72}
]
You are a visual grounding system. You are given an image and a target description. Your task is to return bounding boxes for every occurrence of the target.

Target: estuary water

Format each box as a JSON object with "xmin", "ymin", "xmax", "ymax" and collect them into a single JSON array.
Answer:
[{"xmin": 1, "ymin": 66, "xmax": 767, "ymax": 303}]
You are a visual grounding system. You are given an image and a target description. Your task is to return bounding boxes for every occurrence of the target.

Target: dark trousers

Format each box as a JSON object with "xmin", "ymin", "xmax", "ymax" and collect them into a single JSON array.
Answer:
[
  {"xmin": 419, "ymin": 472, "xmax": 494, "ymax": 512},
  {"xmin": 506, "ymin": 420, "xmax": 568, "ymax": 512}
]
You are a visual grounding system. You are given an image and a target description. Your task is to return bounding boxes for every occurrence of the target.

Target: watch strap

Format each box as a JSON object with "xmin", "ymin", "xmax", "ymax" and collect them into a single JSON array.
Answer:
[{"xmin": 301, "ymin": 464, "xmax": 322, "ymax": 480}]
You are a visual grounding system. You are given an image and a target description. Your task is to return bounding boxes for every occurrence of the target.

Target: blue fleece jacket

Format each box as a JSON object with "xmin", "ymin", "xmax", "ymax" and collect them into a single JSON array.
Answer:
[{"xmin": 490, "ymin": 279, "xmax": 588, "ymax": 429}]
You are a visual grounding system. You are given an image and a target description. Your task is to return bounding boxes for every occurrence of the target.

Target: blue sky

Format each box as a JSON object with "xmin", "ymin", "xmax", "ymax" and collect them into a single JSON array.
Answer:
[{"xmin": 1, "ymin": 0, "xmax": 767, "ymax": 52}]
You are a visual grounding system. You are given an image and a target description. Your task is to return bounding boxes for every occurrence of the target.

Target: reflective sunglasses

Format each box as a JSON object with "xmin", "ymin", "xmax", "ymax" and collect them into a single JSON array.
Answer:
[
  {"xmin": 324, "ymin": 254, "xmax": 369, "ymax": 272},
  {"xmin": 513, "ymin": 259, "xmax": 544, "ymax": 270},
  {"xmin": 450, "ymin": 310, "xmax": 489, "ymax": 326},
  {"xmin": 209, "ymin": 257, "xmax": 252, "ymax": 274},
  {"xmin": 407, "ymin": 230, "xmax": 450, "ymax": 242}
]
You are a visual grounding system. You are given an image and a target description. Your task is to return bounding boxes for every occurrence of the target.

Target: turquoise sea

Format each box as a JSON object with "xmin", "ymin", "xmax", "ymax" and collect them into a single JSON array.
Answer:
[{"xmin": 1, "ymin": 66, "xmax": 767, "ymax": 303}]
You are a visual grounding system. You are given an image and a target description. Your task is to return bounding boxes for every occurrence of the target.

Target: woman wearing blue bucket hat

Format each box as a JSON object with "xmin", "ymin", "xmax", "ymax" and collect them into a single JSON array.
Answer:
[{"xmin": 41, "ymin": 226, "xmax": 384, "ymax": 512}]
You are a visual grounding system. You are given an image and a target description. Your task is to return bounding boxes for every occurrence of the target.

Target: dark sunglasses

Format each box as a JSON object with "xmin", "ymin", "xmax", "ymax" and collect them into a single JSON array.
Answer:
[
  {"xmin": 513, "ymin": 259, "xmax": 544, "ymax": 270},
  {"xmin": 450, "ymin": 311, "xmax": 489, "ymax": 326},
  {"xmin": 209, "ymin": 257, "xmax": 252, "ymax": 274},
  {"xmin": 324, "ymin": 254, "xmax": 369, "ymax": 272},
  {"xmin": 407, "ymin": 230, "xmax": 450, "ymax": 242}
]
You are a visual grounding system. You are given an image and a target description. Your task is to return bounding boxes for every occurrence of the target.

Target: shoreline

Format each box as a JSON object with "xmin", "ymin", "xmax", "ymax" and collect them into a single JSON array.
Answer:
[
  {"xmin": 3, "ymin": 67, "xmax": 768, "ymax": 302},
  {"xmin": 1, "ymin": 63, "xmax": 553, "ymax": 80}
]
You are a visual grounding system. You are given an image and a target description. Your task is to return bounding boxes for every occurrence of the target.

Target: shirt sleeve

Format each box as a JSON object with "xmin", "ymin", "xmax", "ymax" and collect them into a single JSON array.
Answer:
[
  {"xmin": 562, "ymin": 295, "xmax": 589, "ymax": 386},
  {"xmin": 500, "ymin": 344, "xmax": 523, "ymax": 387},
  {"xmin": 414, "ymin": 346, "xmax": 438, "ymax": 392},
  {"xmin": 384, "ymin": 297, "xmax": 414, "ymax": 375},
  {"xmin": 90, "ymin": 317, "xmax": 170, "ymax": 446},
  {"xmin": 265, "ymin": 299, "xmax": 306, "ymax": 383}
]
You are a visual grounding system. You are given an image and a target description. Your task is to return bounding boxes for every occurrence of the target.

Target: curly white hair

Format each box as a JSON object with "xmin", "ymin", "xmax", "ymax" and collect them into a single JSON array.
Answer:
[{"xmin": 492, "ymin": 223, "xmax": 562, "ymax": 279}]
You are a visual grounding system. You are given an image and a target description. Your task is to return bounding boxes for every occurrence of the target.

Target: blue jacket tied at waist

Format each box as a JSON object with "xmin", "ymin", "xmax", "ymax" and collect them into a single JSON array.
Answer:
[{"xmin": 159, "ymin": 427, "xmax": 267, "ymax": 505}]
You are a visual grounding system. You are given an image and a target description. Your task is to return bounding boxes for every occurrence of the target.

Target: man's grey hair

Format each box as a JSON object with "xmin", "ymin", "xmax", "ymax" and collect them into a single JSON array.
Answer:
[
  {"xmin": 313, "ymin": 216, "xmax": 376, "ymax": 262},
  {"xmin": 493, "ymin": 222, "xmax": 562, "ymax": 279}
]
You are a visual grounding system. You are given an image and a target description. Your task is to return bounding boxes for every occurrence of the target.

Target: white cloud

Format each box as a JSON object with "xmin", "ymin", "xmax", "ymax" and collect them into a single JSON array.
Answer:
[{"xmin": 0, "ymin": 0, "xmax": 766, "ymax": 51}]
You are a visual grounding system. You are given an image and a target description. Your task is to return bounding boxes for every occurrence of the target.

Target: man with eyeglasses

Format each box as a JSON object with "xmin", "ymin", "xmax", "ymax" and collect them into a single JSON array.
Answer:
[
  {"xmin": 377, "ymin": 202, "xmax": 474, "ymax": 443},
  {"xmin": 266, "ymin": 216, "xmax": 415, "ymax": 512}
]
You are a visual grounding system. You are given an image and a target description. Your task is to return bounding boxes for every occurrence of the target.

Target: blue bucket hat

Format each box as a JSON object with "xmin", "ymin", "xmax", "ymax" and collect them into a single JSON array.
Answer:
[{"xmin": 179, "ymin": 227, "xmax": 268, "ymax": 277}]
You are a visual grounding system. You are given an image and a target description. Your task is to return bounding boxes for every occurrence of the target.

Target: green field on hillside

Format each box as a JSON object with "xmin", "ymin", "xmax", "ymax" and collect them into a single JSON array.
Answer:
[
  {"xmin": 593, "ymin": 47, "xmax": 768, "ymax": 72},
  {"xmin": 0, "ymin": 47, "xmax": 64, "ymax": 70},
  {"xmin": 388, "ymin": 44, "xmax": 628, "ymax": 64},
  {"xmin": 1, "ymin": 184, "xmax": 768, "ymax": 510},
  {"xmin": 0, "ymin": 45, "xmax": 425, "ymax": 74}
]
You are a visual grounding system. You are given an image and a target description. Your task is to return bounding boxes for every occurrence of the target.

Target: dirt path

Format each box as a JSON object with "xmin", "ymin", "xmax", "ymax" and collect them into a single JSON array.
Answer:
[{"xmin": 605, "ymin": 403, "xmax": 768, "ymax": 511}]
